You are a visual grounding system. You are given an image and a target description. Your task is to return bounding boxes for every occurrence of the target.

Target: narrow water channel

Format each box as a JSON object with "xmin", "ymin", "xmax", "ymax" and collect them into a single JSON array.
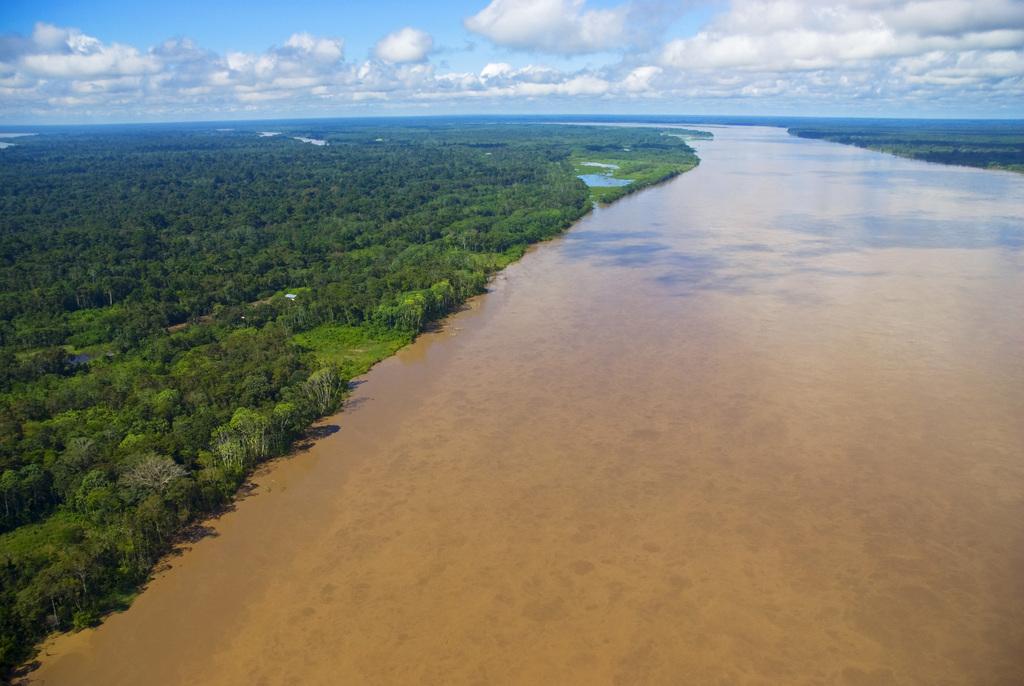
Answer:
[{"xmin": 32, "ymin": 126, "xmax": 1024, "ymax": 685}]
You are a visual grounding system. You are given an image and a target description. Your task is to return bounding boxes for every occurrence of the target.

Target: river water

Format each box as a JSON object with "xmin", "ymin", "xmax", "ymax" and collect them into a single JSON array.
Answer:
[{"xmin": 31, "ymin": 127, "xmax": 1024, "ymax": 685}]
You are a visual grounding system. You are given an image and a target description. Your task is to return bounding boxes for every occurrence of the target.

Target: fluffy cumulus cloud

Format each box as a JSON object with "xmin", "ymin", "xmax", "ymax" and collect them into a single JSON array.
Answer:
[
  {"xmin": 465, "ymin": 0, "xmax": 630, "ymax": 54},
  {"xmin": 0, "ymin": 21, "xmax": 634, "ymax": 119},
  {"xmin": 374, "ymin": 27, "xmax": 434, "ymax": 63},
  {"xmin": 654, "ymin": 0, "xmax": 1024, "ymax": 108},
  {"xmin": 0, "ymin": 2, "xmax": 1022, "ymax": 121},
  {"xmin": 19, "ymin": 23, "xmax": 160, "ymax": 78}
]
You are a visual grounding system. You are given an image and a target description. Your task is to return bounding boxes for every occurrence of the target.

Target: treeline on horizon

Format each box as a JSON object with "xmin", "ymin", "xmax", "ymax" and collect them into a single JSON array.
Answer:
[
  {"xmin": 787, "ymin": 121, "xmax": 1024, "ymax": 172},
  {"xmin": 0, "ymin": 121, "xmax": 700, "ymax": 672}
]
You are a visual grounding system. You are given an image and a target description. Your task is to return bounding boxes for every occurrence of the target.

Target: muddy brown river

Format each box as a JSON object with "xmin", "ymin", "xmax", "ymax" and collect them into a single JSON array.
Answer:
[{"xmin": 30, "ymin": 127, "xmax": 1024, "ymax": 685}]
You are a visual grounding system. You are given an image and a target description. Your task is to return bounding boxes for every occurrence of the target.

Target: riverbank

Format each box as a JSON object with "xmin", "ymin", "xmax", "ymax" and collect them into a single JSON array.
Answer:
[
  {"xmin": 8, "ymin": 128, "xmax": 705, "ymax": 680},
  {"xmin": 787, "ymin": 121, "xmax": 1024, "ymax": 173}
]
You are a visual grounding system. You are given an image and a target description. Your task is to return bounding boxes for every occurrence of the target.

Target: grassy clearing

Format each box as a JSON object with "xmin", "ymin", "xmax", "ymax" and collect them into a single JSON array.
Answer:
[
  {"xmin": 293, "ymin": 324, "xmax": 411, "ymax": 379},
  {"xmin": 0, "ymin": 513, "xmax": 82, "ymax": 561}
]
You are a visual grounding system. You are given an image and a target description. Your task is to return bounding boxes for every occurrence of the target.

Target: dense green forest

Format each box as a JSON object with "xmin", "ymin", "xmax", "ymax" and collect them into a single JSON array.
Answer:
[
  {"xmin": 0, "ymin": 119, "xmax": 700, "ymax": 673},
  {"xmin": 787, "ymin": 121, "xmax": 1024, "ymax": 172}
]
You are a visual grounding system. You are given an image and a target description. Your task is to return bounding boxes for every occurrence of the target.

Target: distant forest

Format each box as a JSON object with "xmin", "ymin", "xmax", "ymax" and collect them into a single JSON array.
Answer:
[
  {"xmin": 0, "ymin": 120, "xmax": 700, "ymax": 673},
  {"xmin": 787, "ymin": 120, "xmax": 1024, "ymax": 172}
]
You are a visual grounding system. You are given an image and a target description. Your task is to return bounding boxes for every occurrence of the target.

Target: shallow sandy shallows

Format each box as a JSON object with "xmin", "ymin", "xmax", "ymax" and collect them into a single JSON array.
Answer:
[{"xmin": 30, "ymin": 127, "xmax": 1024, "ymax": 685}]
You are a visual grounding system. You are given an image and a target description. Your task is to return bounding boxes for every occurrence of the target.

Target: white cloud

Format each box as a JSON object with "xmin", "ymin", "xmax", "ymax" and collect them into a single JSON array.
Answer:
[
  {"xmin": 465, "ymin": 0, "xmax": 630, "ymax": 54},
  {"xmin": 653, "ymin": 0, "xmax": 1023, "ymax": 109},
  {"xmin": 21, "ymin": 22, "xmax": 160, "ymax": 78},
  {"xmin": 284, "ymin": 33, "xmax": 345, "ymax": 63},
  {"xmin": 480, "ymin": 62, "xmax": 514, "ymax": 79},
  {"xmin": 623, "ymin": 65, "xmax": 662, "ymax": 93},
  {"xmin": 479, "ymin": 62, "xmax": 562, "ymax": 85},
  {"xmin": 886, "ymin": 0, "xmax": 1024, "ymax": 36},
  {"xmin": 1, "ymin": 5, "xmax": 1022, "ymax": 121},
  {"xmin": 32, "ymin": 23, "xmax": 72, "ymax": 51},
  {"xmin": 660, "ymin": 0, "xmax": 1024, "ymax": 71},
  {"xmin": 374, "ymin": 27, "xmax": 434, "ymax": 64}
]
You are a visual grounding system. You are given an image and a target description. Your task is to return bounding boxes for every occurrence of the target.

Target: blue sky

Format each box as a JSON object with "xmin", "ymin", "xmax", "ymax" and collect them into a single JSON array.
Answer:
[
  {"xmin": 1, "ymin": 0, "xmax": 1022, "ymax": 123},
  {"xmin": 2, "ymin": 0, "xmax": 718, "ymax": 67}
]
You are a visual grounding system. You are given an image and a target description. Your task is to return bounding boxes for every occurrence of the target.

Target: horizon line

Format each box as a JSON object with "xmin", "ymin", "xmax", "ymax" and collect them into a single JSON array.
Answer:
[{"xmin": 3, "ymin": 112, "xmax": 1023, "ymax": 129}]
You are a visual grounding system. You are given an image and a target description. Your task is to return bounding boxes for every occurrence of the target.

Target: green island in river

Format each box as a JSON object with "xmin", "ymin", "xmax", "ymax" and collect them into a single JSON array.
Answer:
[{"xmin": 0, "ymin": 120, "xmax": 705, "ymax": 674}]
